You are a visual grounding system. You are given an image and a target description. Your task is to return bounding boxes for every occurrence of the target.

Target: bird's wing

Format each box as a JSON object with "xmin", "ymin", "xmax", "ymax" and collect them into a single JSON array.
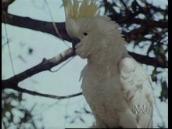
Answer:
[{"xmin": 119, "ymin": 57, "xmax": 154, "ymax": 128}]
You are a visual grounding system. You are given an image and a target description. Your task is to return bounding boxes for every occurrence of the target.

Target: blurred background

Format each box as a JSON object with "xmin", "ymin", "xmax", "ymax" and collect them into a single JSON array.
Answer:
[{"xmin": 2, "ymin": 0, "xmax": 168, "ymax": 128}]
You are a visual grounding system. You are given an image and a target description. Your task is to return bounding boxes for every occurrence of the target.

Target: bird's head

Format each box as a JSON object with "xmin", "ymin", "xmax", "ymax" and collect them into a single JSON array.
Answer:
[{"xmin": 63, "ymin": 0, "xmax": 124, "ymax": 59}]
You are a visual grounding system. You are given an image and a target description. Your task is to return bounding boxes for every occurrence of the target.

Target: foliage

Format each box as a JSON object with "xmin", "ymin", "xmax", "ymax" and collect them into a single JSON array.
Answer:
[
  {"xmin": 101, "ymin": 0, "xmax": 168, "ymax": 100},
  {"xmin": 2, "ymin": 90, "xmax": 43, "ymax": 129}
]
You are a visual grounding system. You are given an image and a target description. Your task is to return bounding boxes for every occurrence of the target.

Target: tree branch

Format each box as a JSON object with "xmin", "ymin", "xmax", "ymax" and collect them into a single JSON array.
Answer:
[
  {"xmin": 2, "ymin": 13, "xmax": 71, "ymax": 42},
  {"xmin": 2, "ymin": 37, "xmax": 167, "ymax": 99},
  {"xmin": 2, "ymin": 47, "xmax": 168, "ymax": 90},
  {"xmin": 4, "ymin": 86, "xmax": 82, "ymax": 100},
  {"xmin": 2, "ymin": 47, "xmax": 83, "ymax": 100},
  {"xmin": 2, "ymin": 46, "xmax": 167, "ymax": 100},
  {"xmin": 2, "ymin": 0, "xmax": 15, "ymax": 12},
  {"xmin": 2, "ymin": 48, "xmax": 83, "ymax": 100},
  {"xmin": 2, "ymin": 13, "xmax": 167, "ymax": 43},
  {"xmin": 2, "ymin": 48, "xmax": 75, "ymax": 89},
  {"xmin": 103, "ymin": 0, "xmax": 168, "ymax": 28},
  {"xmin": 1, "ymin": 13, "xmax": 167, "ymax": 76},
  {"xmin": 128, "ymin": 52, "xmax": 168, "ymax": 68},
  {"xmin": 2, "ymin": 48, "xmax": 167, "ymax": 99}
]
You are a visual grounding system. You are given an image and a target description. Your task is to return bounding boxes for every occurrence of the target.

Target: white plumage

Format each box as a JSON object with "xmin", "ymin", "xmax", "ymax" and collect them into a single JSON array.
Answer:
[{"xmin": 63, "ymin": 1, "xmax": 154, "ymax": 128}]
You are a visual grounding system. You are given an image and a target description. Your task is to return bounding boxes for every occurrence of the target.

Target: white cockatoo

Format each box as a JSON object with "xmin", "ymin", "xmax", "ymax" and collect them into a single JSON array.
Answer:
[{"xmin": 63, "ymin": 0, "xmax": 154, "ymax": 128}]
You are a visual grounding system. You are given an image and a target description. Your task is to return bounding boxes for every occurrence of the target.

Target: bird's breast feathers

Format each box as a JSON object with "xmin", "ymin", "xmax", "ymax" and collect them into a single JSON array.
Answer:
[{"xmin": 81, "ymin": 57, "xmax": 154, "ymax": 128}]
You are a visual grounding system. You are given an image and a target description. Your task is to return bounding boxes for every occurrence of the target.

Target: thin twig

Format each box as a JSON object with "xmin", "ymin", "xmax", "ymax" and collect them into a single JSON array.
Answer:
[
  {"xmin": 120, "ymin": 0, "xmax": 129, "ymax": 10},
  {"xmin": 4, "ymin": 86, "xmax": 82, "ymax": 100},
  {"xmin": 2, "ymin": 12, "xmax": 16, "ymax": 75},
  {"xmin": 44, "ymin": 0, "xmax": 63, "ymax": 40}
]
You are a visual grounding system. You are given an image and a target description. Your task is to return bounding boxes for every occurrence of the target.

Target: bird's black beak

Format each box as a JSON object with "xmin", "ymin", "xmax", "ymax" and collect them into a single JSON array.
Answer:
[{"xmin": 72, "ymin": 38, "xmax": 80, "ymax": 54}]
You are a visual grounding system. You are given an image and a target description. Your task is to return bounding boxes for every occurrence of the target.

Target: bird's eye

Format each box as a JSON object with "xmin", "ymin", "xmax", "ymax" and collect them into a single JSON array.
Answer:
[{"xmin": 83, "ymin": 32, "xmax": 88, "ymax": 36}]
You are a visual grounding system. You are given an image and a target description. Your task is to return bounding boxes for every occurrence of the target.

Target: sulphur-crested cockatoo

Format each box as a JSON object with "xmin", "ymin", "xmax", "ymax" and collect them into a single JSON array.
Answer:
[{"xmin": 63, "ymin": 0, "xmax": 154, "ymax": 128}]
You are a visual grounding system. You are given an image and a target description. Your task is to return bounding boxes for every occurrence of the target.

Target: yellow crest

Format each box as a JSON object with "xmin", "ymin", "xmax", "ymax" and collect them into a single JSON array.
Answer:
[{"xmin": 63, "ymin": 0, "xmax": 99, "ymax": 20}]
